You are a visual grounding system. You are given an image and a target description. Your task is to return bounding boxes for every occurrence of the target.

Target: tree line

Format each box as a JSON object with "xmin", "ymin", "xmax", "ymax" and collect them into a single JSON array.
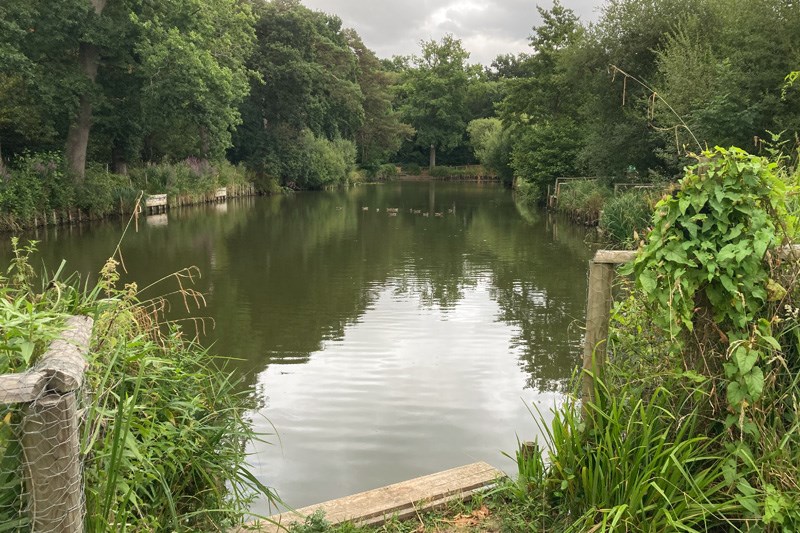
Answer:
[
  {"xmin": 477, "ymin": 0, "xmax": 800, "ymax": 200},
  {"xmin": 1, "ymin": 0, "xmax": 799, "ymax": 197}
]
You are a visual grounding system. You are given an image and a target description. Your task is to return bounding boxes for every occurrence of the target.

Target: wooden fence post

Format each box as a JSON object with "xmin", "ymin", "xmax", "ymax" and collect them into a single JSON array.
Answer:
[
  {"xmin": 581, "ymin": 260, "xmax": 615, "ymax": 414},
  {"xmin": 22, "ymin": 392, "xmax": 83, "ymax": 532},
  {"xmin": 0, "ymin": 315, "xmax": 94, "ymax": 533},
  {"xmin": 581, "ymin": 250, "xmax": 637, "ymax": 416}
]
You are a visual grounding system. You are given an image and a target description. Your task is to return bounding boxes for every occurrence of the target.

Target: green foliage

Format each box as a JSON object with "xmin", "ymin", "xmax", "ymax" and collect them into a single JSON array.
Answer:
[
  {"xmin": 363, "ymin": 163, "xmax": 398, "ymax": 182},
  {"xmin": 0, "ymin": 152, "xmax": 73, "ymax": 226},
  {"xmin": 0, "ymin": 243, "xmax": 273, "ymax": 531},
  {"xmin": 398, "ymin": 35, "xmax": 471, "ymax": 162},
  {"xmin": 0, "ymin": 152, "xmax": 253, "ymax": 230},
  {"xmin": 287, "ymin": 510, "xmax": 332, "ymax": 533},
  {"xmin": 467, "ymin": 118, "xmax": 502, "ymax": 164},
  {"xmin": 599, "ymin": 189, "xmax": 661, "ymax": 247},
  {"xmin": 230, "ymin": 0, "xmax": 405, "ymax": 188},
  {"xmin": 481, "ymin": 125, "xmax": 515, "ymax": 186},
  {"xmin": 628, "ymin": 147, "xmax": 789, "ymax": 339},
  {"xmin": 510, "ymin": 379, "xmax": 736, "ymax": 532},
  {"xmin": 346, "ymin": 30, "xmax": 414, "ymax": 166},
  {"xmin": 77, "ymin": 165, "xmax": 131, "ymax": 217},
  {"xmin": 555, "ymin": 180, "xmax": 611, "ymax": 223},
  {"xmin": 401, "ymin": 163, "xmax": 421, "ymax": 176},
  {"xmin": 429, "ymin": 166, "xmax": 453, "ymax": 178},
  {"xmin": 599, "ymin": 145, "xmax": 800, "ymax": 530},
  {"xmin": 510, "ymin": 119, "xmax": 582, "ymax": 202},
  {"xmin": 83, "ymin": 263, "xmax": 273, "ymax": 530}
]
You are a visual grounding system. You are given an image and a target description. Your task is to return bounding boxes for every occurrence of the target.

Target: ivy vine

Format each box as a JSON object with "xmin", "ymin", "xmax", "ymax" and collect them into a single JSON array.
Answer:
[{"xmin": 624, "ymin": 146, "xmax": 795, "ymax": 431}]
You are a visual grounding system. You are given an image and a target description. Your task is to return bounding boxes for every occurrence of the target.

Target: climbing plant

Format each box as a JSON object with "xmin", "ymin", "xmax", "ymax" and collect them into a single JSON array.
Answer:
[{"xmin": 625, "ymin": 146, "xmax": 796, "ymax": 430}]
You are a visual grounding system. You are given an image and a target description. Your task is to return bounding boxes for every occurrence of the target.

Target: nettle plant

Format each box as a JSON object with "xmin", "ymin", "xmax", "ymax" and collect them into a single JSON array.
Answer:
[{"xmin": 625, "ymin": 146, "xmax": 797, "ymax": 435}]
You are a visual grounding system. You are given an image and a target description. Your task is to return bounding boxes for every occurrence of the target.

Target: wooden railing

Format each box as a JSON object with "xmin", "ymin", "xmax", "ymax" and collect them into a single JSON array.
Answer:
[{"xmin": 0, "ymin": 316, "xmax": 93, "ymax": 533}]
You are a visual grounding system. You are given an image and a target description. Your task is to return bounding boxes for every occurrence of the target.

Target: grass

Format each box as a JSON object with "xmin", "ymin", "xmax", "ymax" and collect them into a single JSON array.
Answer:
[
  {"xmin": 555, "ymin": 180, "xmax": 611, "ymax": 226},
  {"xmin": 0, "ymin": 236, "xmax": 275, "ymax": 531}
]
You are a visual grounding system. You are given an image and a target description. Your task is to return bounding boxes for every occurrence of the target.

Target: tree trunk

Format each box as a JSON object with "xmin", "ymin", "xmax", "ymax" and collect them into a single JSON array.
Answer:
[
  {"xmin": 0, "ymin": 139, "xmax": 6, "ymax": 175},
  {"xmin": 429, "ymin": 143, "xmax": 436, "ymax": 170},
  {"xmin": 111, "ymin": 140, "xmax": 128, "ymax": 175},
  {"xmin": 64, "ymin": 0, "xmax": 107, "ymax": 181},
  {"xmin": 199, "ymin": 126, "xmax": 211, "ymax": 159}
]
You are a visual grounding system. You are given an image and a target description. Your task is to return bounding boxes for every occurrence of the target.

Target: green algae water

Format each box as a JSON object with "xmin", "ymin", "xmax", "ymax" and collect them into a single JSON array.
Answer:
[{"xmin": 0, "ymin": 181, "xmax": 595, "ymax": 514}]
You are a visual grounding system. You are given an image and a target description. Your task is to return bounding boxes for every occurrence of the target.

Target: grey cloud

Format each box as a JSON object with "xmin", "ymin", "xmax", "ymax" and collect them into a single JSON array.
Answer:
[{"xmin": 301, "ymin": 0, "xmax": 604, "ymax": 64}]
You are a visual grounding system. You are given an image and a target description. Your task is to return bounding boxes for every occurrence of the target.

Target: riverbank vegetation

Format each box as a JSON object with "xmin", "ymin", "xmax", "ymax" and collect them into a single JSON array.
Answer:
[{"xmin": 0, "ymin": 240, "xmax": 271, "ymax": 530}]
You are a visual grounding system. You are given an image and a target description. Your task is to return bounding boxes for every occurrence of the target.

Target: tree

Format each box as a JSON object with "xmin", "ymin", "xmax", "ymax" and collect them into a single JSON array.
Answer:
[
  {"xmin": 232, "ymin": 0, "xmax": 363, "ymax": 186},
  {"xmin": 497, "ymin": 1, "xmax": 585, "ymax": 199},
  {"xmin": 1, "ymin": 0, "xmax": 255, "ymax": 179},
  {"xmin": 64, "ymin": 0, "xmax": 107, "ymax": 180},
  {"xmin": 345, "ymin": 29, "xmax": 413, "ymax": 165},
  {"xmin": 399, "ymin": 35, "xmax": 470, "ymax": 168}
]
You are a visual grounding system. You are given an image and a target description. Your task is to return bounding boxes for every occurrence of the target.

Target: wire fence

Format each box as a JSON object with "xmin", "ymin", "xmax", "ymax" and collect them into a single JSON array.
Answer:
[{"xmin": 0, "ymin": 316, "xmax": 92, "ymax": 533}]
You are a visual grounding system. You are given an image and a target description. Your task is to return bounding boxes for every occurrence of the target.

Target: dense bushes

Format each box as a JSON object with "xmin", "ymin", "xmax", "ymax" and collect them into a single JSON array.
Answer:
[
  {"xmin": 554, "ymin": 180, "xmax": 610, "ymax": 225},
  {"xmin": 128, "ymin": 159, "xmax": 252, "ymax": 203},
  {"xmin": 599, "ymin": 188, "xmax": 660, "ymax": 246},
  {"xmin": 362, "ymin": 162, "xmax": 398, "ymax": 181},
  {"xmin": 0, "ymin": 153, "xmax": 72, "ymax": 227},
  {"xmin": 0, "ymin": 155, "xmax": 254, "ymax": 231},
  {"xmin": 401, "ymin": 163, "xmax": 421, "ymax": 175}
]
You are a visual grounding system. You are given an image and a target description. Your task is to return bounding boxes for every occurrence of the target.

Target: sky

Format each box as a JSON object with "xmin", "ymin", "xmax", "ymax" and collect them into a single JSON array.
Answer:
[{"xmin": 301, "ymin": 0, "xmax": 605, "ymax": 65}]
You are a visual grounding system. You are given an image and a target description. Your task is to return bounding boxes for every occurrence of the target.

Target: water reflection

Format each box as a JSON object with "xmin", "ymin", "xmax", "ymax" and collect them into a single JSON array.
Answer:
[{"xmin": 0, "ymin": 182, "xmax": 596, "ymax": 512}]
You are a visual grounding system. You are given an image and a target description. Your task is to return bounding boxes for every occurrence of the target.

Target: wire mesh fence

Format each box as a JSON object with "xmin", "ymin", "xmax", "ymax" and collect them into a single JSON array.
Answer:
[{"xmin": 0, "ymin": 316, "xmax": 92, "ymax": 533}]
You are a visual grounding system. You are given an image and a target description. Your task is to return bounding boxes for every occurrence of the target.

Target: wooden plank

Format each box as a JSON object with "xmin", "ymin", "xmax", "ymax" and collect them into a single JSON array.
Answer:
[
  {"xmin": 216, "ymin": 187, "xmax": 228, "ymax": 198},
  {"xmin": 0, "ymin": 316, "xmax": 92, "ymax": 405},
  {"xmin": 145, "ymin": 194, "xmax": 168, "ymax": 208},
  {"xmin": 38, "ymin": 315, "xmax": 93, "ymax": 393},
  {"xmin": 240, "ymin": 462, "xmax": 504, "ymax": 532},
  {"xmin": 593, "ymin": 249, "xmax": 637, "ymax": 264},
  {"xmin": 0, "ymin": 371, "xmax": 47, "ymax": 404},
  {"xmin": 593, "ymin": 245, "xmax": 800, "ymax": 266}
]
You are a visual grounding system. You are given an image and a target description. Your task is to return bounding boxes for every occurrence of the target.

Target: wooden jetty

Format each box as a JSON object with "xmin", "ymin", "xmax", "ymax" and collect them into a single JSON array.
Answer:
[
  {"xmin": 145, "ymin": 193, "xmax": 168, "ymax": 213},
  {"xmin": 238, "ymin": 461, "xmax": 504, "ymax": 532},
  {"xmin": 215, "ymin": 187, "xmax": 228, "ymax": 201}
]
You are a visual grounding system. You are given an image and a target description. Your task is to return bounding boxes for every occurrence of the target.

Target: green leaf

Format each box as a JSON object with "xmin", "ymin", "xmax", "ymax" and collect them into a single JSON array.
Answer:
[
  {"xmin": 719, "ymin": 274, "xmax": 737, "ymax": 294},
  {"xmin": 639, "ymin": 269, "xmax": 656, "ymax": 293},
  {"xmin": 678, "ymin": 196, "xmax": 690, "ymax": 215},
  {"xmin": 727, "ymin": 381, "xmax": 745, "ymax": 405},
  {"xmin": 734, "ymin": 346, "xmax": 757, "ymax": 375},
  {"xmin": 743, "ymin": 366, "xmax": 764, "ymax": 400},
  {"xmin": 19, "ymin": 341, "xmax": 34, "ymax": 365}
]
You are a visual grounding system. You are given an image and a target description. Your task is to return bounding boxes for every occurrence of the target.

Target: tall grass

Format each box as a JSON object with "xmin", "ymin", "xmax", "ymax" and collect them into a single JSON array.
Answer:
[
  {"xmin": 556, "ymin": 180, "xmax": 611, "ymax": 225},
  {"xmin": 0, "ymin": 241, "xmax": 275, "ymax": 531},
  {"xmin": 0, "ymin": 154, "xmax": 255, "ymax": 231},
  {"xmin": 599, "ymin": 189, "xmax": 661, "ymax": 247},
  {"xmin": 510, "ymin": 378, "xmax": 737, "ymax": 532}
]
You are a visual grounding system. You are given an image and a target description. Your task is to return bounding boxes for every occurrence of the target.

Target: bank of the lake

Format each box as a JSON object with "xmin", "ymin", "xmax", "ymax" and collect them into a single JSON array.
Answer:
[{"xmin": 0, "ymin": 155, "xmax": 262, "ymax": 232}]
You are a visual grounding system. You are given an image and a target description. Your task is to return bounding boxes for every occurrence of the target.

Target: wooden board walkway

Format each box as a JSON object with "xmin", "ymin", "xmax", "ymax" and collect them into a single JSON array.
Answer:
[{"xmin": 238, "ymin": 462, "xmax": 505, "ymax": 532}]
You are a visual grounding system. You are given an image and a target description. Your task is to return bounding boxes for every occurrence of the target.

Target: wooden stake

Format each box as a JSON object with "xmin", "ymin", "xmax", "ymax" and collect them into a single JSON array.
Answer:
[{"xmin": 581, "ymin": 260, "xmax": 615, "ymax": 418}]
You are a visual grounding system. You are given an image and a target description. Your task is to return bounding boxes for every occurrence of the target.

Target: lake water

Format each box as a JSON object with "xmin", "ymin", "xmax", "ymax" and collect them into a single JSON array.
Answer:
[{"xmin": 0, "ymin": 181, "xmax": 595, "ymax": 514}]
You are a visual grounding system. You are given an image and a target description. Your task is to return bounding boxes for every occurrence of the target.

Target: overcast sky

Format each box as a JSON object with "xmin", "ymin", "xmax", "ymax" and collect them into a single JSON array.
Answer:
[{"xmin": 300, "ymin": 0, "xmax": 604, "ymax": 65}]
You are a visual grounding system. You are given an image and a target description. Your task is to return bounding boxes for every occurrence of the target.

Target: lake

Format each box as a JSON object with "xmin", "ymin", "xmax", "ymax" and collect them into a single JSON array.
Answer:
[{"xmin": 0, "ymin": 181, "xmax": 595, "ymax": 514}]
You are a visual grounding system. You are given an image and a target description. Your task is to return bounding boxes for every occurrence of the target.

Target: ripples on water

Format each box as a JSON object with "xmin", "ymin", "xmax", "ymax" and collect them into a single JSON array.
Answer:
[{"xmin": 0, "ymin": 181, "xmax": 596, "ymax": 513}]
